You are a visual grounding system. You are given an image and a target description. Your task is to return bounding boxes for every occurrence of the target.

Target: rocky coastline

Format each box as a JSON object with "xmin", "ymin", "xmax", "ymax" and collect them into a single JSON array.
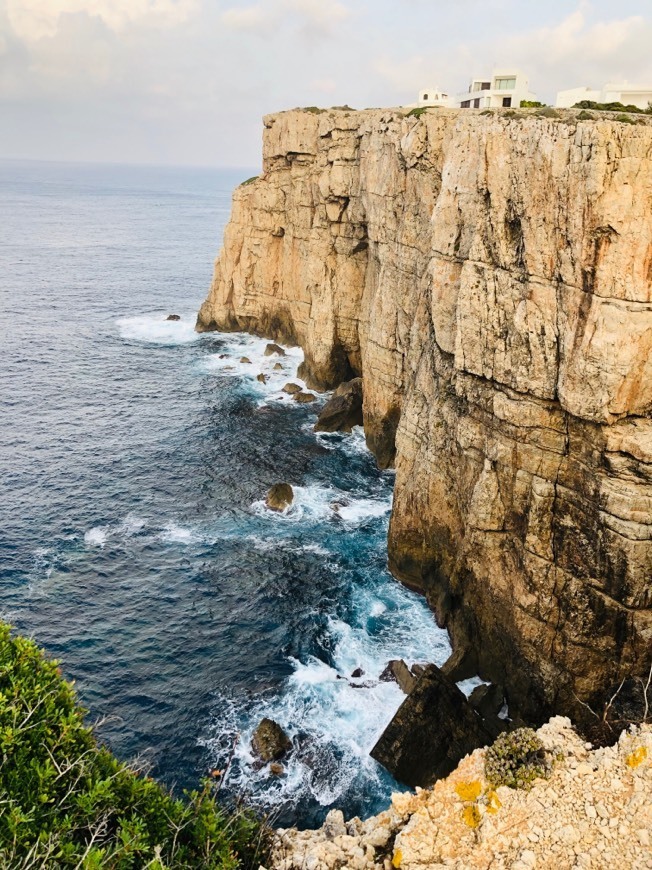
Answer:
[{"xmin": 197, "ymin": 106, "xmax": 652, "ymax": 733}]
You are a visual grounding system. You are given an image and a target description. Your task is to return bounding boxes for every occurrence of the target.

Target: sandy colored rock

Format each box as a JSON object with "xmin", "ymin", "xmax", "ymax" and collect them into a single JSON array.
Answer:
[
  {"xmin": 197, "ymin": 107, "xmax": 652, "ymax": 725},
  {"xmin": 266, "ymin": 483, "xmax": 294, "ymax": 512},
  {"xmin": 272, "ymin": 717, "xmax": 652, "ymax": 870}
]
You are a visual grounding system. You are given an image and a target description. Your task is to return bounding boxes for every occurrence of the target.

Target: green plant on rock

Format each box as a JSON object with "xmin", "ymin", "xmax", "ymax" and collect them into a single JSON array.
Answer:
[
  {"xmin": 406, "ymin": 106, "xmax": 431, "ymax": 118},
  {"xmin": 484, "ymin": 728, "xmax": 550, "ymax": 790},
  {"xmin": 0, "ymin": 623, "xmax": 269, "ymax": 868}
]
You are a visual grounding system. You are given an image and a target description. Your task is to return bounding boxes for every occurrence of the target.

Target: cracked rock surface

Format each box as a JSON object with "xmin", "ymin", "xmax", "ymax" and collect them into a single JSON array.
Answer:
[
  {"xmin": 197, "ymin": 107, "xmax": 652, "ymax": 724},
  {"xmin": 269, "ymin": 717, "xmax": 652, "ymax": 870}
]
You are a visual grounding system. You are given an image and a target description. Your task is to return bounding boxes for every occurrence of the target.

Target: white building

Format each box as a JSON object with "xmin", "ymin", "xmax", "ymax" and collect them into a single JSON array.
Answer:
[
  {"xmin": 416, "ymin": 87, "xmax": 449, "ymax": 108},
  {"xmin": 556, "ymin": 82, "xmax": 652, "ymax": 110},
  {"xmin": 452, "ymin": 69, "xmax": 537, "ymax": 110}
]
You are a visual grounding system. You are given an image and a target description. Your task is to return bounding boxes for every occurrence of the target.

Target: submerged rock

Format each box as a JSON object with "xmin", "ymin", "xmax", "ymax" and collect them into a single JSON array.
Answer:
[
  {"xmin": 371, "ymin": 664, "xmax": 494, "ymax": 787},
  {"xmin": 256, "ymin": 373, "xmax": 267, "ymax": 384},
  {"xmin": 251, "ymin": 718, "xmax": 292, "ymax": 762},
  {"xmin": 294, "ymin": 391, "xmax": 316, "ymax": 403},
  {"xmin": 351, "ymin": 667, "xmax": 364, "ymax": 678},
  {"xmin": 264, "ymin": 343, "xmax": 286, "ymax": 357},
  {"xmin": 166, "ymin": 314, "xmax": 181, "ymax": 321},
  {"xmin": 314, "ymin": 377, "xmax": 363, "ymax": 433},
  {"xmin": 240, "ymin": 356, "xmax": 251, "ymax": 364},
  {"xmin": 265, "ymin": 483, "xmax": 294, "ymax": 512},
  {"xmin": 379, "ymin": 659, "xmax": 417, "ymax": 694}
]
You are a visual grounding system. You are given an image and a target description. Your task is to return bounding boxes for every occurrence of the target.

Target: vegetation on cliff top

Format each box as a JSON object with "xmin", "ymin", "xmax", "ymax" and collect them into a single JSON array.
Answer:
[{"xmin": 0, "ymin": 623, "xmax": 268, "ymax": 868}]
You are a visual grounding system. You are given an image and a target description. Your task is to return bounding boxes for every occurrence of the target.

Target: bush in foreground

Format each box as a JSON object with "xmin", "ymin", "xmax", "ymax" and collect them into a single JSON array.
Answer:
[{"xmin": 0, "ymin": 623, "xmax": 269, "ymax": 868}]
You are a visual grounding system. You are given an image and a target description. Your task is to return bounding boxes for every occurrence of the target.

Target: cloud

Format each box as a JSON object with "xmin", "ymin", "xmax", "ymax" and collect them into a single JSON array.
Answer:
[
  {"xmin": 221, "ymin": 0, "xmax": 350, "ymax": 36},
  {"xmin": 6, "ymin": 0, "xmax": 198, "ymax": 42}
]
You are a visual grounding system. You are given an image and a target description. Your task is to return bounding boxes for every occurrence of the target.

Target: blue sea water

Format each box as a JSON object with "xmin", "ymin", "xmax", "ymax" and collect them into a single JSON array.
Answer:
[{"xmin": 0, "ymin": 159, "xmax": 457, "ymax": 828}]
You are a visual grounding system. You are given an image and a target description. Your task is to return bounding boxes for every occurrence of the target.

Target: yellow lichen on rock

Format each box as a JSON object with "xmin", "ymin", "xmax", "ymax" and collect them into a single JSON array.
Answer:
[
  {"xmin": 461, "ymin": 804, "xmax": 482, "ymax": 828},
  {"xmin": 625, "ymin": 745, "xmax": 648, "ymax": 768},
  {"xmin": 391, "ymin": 847, "xmax": 402, "ymax": 867},
  {"xmin": 454, "ymin": 780, "xmax": 482, "ymax": 802},
  {"xmin": 485, "ymin": 789, "xmax": 502, "ymax": 814}
]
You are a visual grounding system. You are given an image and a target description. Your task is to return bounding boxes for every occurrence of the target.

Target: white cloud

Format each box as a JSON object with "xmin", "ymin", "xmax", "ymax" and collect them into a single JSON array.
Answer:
[
  {"xmin": 6, "ymin": 0, "xmax": 198, "ymax": 42},
  {"xmin": 221, "ymin": 0, "xmax": 350, "ymax": 35}
]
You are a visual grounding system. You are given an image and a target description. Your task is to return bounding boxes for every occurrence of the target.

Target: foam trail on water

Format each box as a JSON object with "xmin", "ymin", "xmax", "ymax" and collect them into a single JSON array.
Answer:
[
  {"xmin": 117, "ymin": 314, "xmax": 198, "ymax": 345},
  {"xmin": 84, "ymin": 527, "xmax": 108, "ymax": 548}
]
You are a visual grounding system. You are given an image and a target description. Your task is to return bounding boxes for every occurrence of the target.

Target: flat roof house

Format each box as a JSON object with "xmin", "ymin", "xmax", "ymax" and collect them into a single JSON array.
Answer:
[
  {"xmin": 452, "ymin": 69, "xmax": 537, "ymax": 109},
  {"xmin": 416, "ymin": 87, "xmax": 449, "ymax": 108},
  {"xmin": 556, "ymin": 82, "xmax": 652, "ymax": 110}
]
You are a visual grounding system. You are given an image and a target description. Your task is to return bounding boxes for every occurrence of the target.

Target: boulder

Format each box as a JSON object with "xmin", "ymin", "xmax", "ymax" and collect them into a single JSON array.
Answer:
[
  {"xmin": 370, "ymin": 664, "xmax": 494, "ymax": 787},
  {"xmin": 283, "ymin": 382, "xmax": 302, "ymax": 394},
  {"xmin": 314, "ymin": 377, "xmax": 363, "ymax": 433},
  {"xmin": 273, "ymin": 362, "xmax": 284, "ymax": 370},
  {"xmin": 257, "ymin": 373, "xmax": 267, "ymax": 384},
  {"xmin": 379, "ymin": 659, "xmax": 417, "ymax": 694},
  {"xmin": 240, "ymin": 356, "xmax": 251, "ymax": 364},
  {"xmin": 251, "ymin": 718, "xmax": 292, "ymax": 762},
  {"xmin": 264, "ymin": 343, "xmax": 286, "ymax": 357},
  {"xmin": 265, "ymin": 483, "xmax": 294, "ymax": 512},
  {"xmin": 351, "ymin": 667, "xmax": 364, "ymax": 678},
  {"xmin": 166, "ymin": 314, "xmax": 181, "ymax": 321},
  {"xmin": 294, "ymin": 391, "xmax": 316, "ymax": 403}
]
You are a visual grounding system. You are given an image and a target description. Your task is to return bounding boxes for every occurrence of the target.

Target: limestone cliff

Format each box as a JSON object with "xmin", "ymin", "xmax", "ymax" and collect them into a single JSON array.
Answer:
[{"xmin": 197, "ymin": 107, "xmax": 652, "ymax": 724}]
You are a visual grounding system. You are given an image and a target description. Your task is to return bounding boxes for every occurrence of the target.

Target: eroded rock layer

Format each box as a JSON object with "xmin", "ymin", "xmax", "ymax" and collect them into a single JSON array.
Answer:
[{"xmin": 197, "ymin": 107, "xmax": 652, "ymax": 723}]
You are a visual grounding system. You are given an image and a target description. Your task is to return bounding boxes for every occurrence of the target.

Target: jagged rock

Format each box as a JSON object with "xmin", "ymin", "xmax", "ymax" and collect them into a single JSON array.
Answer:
[
  {"xmin": 166, "ymin": 314, "xmax": 181, "ymax": 321},
  {"xmin": 351, "ymin": 667, "xmax": 364, "ymax": 678},
  {"xmin": 293, "ymin": 391, "xmax": 316, "ymax": 403},
  {"xmin": 282, "ymin": 382, "xmax": 301, "ymax": 394},
  {"xmin": 196, "ymin": 107, "xmax": 652, "ymax": 728},
  {"xmin": 411, "ymin": 663, "xmax": 426, "ymax": 679},
  {"xmin": 322, "ymin": 809, "xmax": 347, "ymax": 839},
  {"xmin": 469, "ymin": 682, "xmax": 505, "ymax": 718},
  {"xmin": 314, "ymin": 377, "xmax": 363, "ymax": 433},
  {"xmin": 379, "ymin": 659, "xmax": 417, "ymax": 694},
  {"xmin": 240, "ymin": 356, "xmax": 251, "ymax": 364},
  {"xmin": 257, "ymin": 373, "xmax": 267, "ymax": 383},
  {"xmin": 371, "ymin": 664, "xmax": 494, "ymax": 786},
  {"xmin": 265, "ymin": 483, "xmax": 294, "ymax": 512},
  {"xmin": 273, "ymin": 362, "xmax": 284, "ymax": 370},
  {"xmin": 269, "ymin": 762, "xmax": 285, "ymax": 776},
  {"xmin": 264, "ymin": 343, "xmax": 286, "ymax": 356},
  {"xmin": 251, "ymin": 718, "xmax": 292, "ymax": 762}
]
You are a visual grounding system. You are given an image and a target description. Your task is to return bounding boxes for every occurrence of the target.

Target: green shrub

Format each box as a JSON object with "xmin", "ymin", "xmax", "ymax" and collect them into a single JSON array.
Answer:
[
  {"xmin": 484, "ymin": 728, "xmax": 550, "ymax": 790},
  {"xmin": 520, "ymin": 100, "xmax": 545, "ymax": 108},
  {"xmin": 406, "ymin": 106, "xmax": 432, "ymax": 118},
  {"xmin": 572, "ymin": 99, "xmax": 647, "ymax": 114},
  {"xmin": 535, "ymin": 107, "xmax": 561, "ymax": 119},
  {"xmin": 302, "ymin": 106, "xmax": 325, "ymax": 114},
  {"xmin": 576, "ymin": 110, "xmax": 594, "ymax": 121},
  {"xmin": 240, "ymin": 176, "xmax": 259, "ymax": 186},
  {"xmin": 616, "ymin": 114, "xmax": 636, "ymax": 125},
  {"xmin": 0, "ymin": 623, "xmax": 268, "ymax": 868}
]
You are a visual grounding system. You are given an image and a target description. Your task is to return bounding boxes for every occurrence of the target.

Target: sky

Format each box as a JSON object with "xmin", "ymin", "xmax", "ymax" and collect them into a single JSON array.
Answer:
[{"xmin": 1, "ymin": 0, "xmax": 652, "ymax": 167}]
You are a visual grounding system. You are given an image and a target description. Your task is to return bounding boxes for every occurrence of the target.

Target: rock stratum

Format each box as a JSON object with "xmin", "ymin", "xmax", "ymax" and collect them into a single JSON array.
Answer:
[{"xmin": 197, "ymin": 107, "xmax": 652, "ymax": 725}]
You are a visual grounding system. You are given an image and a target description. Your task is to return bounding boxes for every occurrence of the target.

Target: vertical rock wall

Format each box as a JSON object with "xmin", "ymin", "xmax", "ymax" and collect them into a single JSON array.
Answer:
[{"xmin": 197, "ymin": 107, "xmax": 652, "ymax": 722}]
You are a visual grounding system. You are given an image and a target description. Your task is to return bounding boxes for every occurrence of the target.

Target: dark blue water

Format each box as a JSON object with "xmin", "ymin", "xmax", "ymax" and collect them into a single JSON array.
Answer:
[{"xmin": 0, "ymin": 160, "xmax": 457, "ymax": 827}]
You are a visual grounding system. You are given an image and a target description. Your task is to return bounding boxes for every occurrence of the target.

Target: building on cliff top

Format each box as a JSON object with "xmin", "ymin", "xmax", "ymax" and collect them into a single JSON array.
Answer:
[
  {"xmin": 556, "ymin": 81, "xmax": 652, "ymax": 109},
  {"xmin": 413, "ymin": 69, "xmax": 537, "ymax": 110}
]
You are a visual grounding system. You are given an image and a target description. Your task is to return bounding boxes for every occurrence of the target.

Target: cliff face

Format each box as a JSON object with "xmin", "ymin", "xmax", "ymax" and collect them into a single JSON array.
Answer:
[{"xmin": 197, "ymin": 107, "xmax": 652, "ymax": 723}]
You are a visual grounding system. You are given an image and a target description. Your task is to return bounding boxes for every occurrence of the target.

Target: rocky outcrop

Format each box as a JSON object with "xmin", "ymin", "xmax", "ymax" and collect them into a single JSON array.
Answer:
[
  {"xmin": 266, "ymin": 483, "xmax": 294, "ymax": 512},
  {"xmin": 315, "ymin": 377, "xmax": 363, "ymax": 432},
  {"xmin": 371, "ymin": 664, "xmax": 495, "ymax": 786},
  {"xmin": 197, "ymin": 107, "xmax": 652, "ymax": 726},
  {"xmin": 271, "ymin": 717, "xmax": 652, "ymax": 870}
]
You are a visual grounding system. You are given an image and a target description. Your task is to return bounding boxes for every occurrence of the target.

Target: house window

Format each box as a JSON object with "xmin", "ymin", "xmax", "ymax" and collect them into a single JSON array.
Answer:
[
  {"xmin": 495, "ymin": 77, "xmax": 517, "ymax": 90},
  {"xmin": 473, "ymin": 98, "xmax": 480, "ymax": 108},
  {"xmin": 423, "ymin": 94, "xmax": 428, "ymax": 100},
  {"xmin": 481, "ymin": 82, "xmax": 491, "ymax": 90},
  {"xmin": 502, "ymin": 96, "xmax": 512, "ymax": 107},
  {"xmin": 461, "ymin": 100, "xmax": 471, "ymax": 108}
]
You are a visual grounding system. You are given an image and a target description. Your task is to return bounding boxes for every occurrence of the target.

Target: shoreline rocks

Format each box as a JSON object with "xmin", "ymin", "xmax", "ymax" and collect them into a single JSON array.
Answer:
[
  {"xmin": 266, "ymin": 483, "xmax": 294, "ymax": 512},
  {"xmin": 251, "ymin": 718, "xmax": 292, "ymax": 763},
  {"xmin": 314, "ymin": 377, "xmax": 363, "ymax": 433},
  {"xmin": 271, "ymin": 717, "xmax": 652, "ymax": 870}
]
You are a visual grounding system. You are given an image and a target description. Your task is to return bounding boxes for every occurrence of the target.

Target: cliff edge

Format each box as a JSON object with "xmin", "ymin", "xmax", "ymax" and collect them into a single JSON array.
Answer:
[{"xmin": 197, "ymin": 107, "xmax": 652, "ymax": 725}]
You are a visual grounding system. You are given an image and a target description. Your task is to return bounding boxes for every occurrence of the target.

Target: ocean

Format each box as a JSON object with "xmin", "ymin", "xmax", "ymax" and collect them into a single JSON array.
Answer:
[{"xmin": 0, "ymin": 159, "xmax": 458, "ymax": 828}]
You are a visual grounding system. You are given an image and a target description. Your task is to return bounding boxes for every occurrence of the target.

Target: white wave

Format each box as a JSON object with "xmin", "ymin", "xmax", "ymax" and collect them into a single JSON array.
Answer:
[
  {"xmin": 252, "ymin": 484, "xmax": 391, "ymax": 526},
  {"xmin": 159, "ymin": 522, "xmax": 200, "ymax": 544},
  {"xmin": 117, "ymin": 314, "xmax": 198, "ymax": 345},
  {"xmin": 84, "ymin": 527, "xmax": 108, "ymax": 548},
  {"xmin": 115, "ymin": 514, "xmax": 147, "ymax": 537}
]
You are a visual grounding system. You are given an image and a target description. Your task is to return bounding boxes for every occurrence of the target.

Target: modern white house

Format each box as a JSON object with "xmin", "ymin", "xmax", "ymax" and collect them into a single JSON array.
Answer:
[
  {"xmin": 452, "ymin": 69, "xmax": 537, "ymax": 109},
  {"xmin": 416, "ymin": 87, "xmax": 450, "ymax": 108},
  {"xmin": 556, "ymin": 82, "xmax": 652, "ymax": 110}
]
